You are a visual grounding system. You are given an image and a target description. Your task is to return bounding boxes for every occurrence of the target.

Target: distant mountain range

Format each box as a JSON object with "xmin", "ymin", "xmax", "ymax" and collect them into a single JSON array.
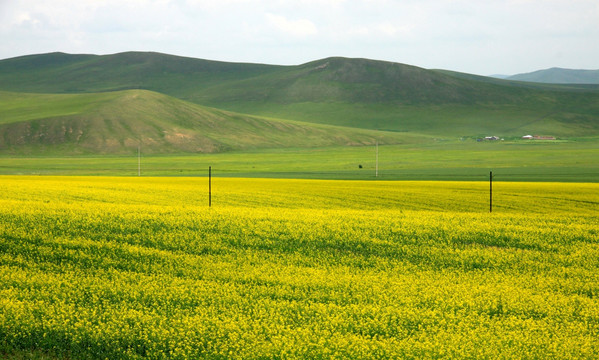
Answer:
[
  {"xmin": 497, "ymin": 68, "xmax": 599, "ymax": 84},
  {"xmin": 1, "ymin": 52, "xmax": 598, "ymax": 154}
]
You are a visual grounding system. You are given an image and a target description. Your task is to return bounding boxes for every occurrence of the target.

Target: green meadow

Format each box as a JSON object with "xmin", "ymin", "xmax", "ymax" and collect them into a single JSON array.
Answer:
[
  {"xmin": 2, "ymin": 140, "xmax": 597, "ymax": 182},
  {"xmin": 1, "ymin": 52, "xmax": 598, "ymax": 175}
]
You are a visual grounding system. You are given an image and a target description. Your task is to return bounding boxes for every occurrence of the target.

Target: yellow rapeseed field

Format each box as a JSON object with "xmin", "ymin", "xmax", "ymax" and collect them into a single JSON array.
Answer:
[{"xmin": 0, "ymin": 176, "xmax": 598, "ymax": 359}]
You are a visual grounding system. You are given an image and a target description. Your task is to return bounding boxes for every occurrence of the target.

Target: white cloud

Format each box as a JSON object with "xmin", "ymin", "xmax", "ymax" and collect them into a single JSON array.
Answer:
[
  {"xmin": 11, "ymin": 12, "xmax": 40, "ymax": 27},
  {"xmin": 346, "ymin": 22, "xmax": 414, "ymax": 39},
  {"xmin": 266, "ymin": 13, "xmax": 318, "ymax": 37},
  {"xmin": 0, "ymin": 0, "xmax": 597, "ymax": 74},
  {"xmin": 348, "ymin": 26, "xmax": 370, "ymax": 36},
  {"xmin": 376, "ymin": 23, "xmax": 398, "ymax": 36},
  {"xmin": 185, "ymin": 0, "xmax": 252, "ymax": 10}
]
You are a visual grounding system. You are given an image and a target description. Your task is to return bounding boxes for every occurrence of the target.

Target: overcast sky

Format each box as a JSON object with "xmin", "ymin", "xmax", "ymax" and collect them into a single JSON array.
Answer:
[{"xmin": 0, "ymin": 0, "xmax": 597, "ymax": 75}]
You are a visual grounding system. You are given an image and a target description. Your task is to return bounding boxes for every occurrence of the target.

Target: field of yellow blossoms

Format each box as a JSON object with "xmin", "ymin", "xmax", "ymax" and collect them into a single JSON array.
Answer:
[{"xmin": 1, "ymin": 176, "xmax": 598, "ymax": 359}]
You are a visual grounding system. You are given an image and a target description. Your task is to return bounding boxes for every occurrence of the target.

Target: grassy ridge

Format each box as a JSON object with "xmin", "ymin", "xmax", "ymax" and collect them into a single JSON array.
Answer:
[
  {"xmin": 0, "ymin": 90, "xmax": 416, "ymax": 155},
  {"xmin": 0, "ymin": 91, "xmax": 119, "ymax": 125},
  {"xmin": 1, "ymin": 177, "xmax": 597, "ymax": 358},
  {"xmin": 1, "ymin": 52, "xmax": 598, "ymax": 139},
  {"xmin": 0, "ymin": 52, "xmax": 282, "ymax": 95},
  {"xmin": 212, "ymin": 101, "xmax": 599, "ymax": 138},
  {"xmin": 507, "ymin": 68, "xmax": 599, "ymax": 84}
]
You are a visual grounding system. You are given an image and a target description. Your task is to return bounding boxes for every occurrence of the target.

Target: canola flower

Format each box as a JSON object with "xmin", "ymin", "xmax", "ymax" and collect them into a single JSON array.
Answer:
[{"xmin": 0, "ymin": 176, "xmax": 598, "ymax": 359}]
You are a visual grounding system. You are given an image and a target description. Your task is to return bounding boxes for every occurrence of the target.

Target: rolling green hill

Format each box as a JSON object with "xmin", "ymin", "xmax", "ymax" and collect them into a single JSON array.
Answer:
[
  {"xmin": 507, "ymin": 68, "xmax": 599, "ymax": 84},
  {"xmin": 0, "ymin": 90, "xmax": 413, "ymax": 155},
  {"xmin": 0, "ymin": 52, "xmax": 282, "ymax": 96},
  {"xmin": 1, "ymin": 51, "xmax": 599, "ymax": 143},
  {"xmin": 187, "ymin": 59, "xmax": 599, "ymax": 137}
]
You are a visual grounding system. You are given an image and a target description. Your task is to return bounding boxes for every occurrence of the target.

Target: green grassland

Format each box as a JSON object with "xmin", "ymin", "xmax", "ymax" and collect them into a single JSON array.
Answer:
[
  {"xmin": 0, "ymin": 52, "xmax": 282, "ymax": 96},
  {"xmin": 0, "ymin": 52, "xmax": 597, "ymax": 180},
  {"xmin": 186, "ymin": 59, "xmax": 599, "ymax": 137},
  {"xmin": 0, "ymin": 90, "xmax": 414, "ymax": 155},
  {"xmin": 505, "ymin": 67, "xmax": 599, "ymax": 84},
  {"xmin": 1, "ymin": 177, "xmax": 598, "ymax": 359},
  {"xmin": 1, "ymin": 52, "xmax": 598, "ymax": 139},
  {"xmin": 1, "ymin": 140, "xmax": 597, "ymax": 182},
  {"xmin": 211, "ymin": 101, "xmax": 599, "ymax": 138}
]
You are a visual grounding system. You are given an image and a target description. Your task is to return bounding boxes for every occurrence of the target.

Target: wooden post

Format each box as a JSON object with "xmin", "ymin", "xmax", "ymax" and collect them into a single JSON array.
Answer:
[
  {"xmin": 490, "ymin": 171, "xmax": 493, "ymax": 213},
  {"xmin": 137, "ymin": 146, "xmax": 141, "ymax": 177},
  {"xmin": 209, "ymin": 166, "xmax": 212, "ymax": 208}
]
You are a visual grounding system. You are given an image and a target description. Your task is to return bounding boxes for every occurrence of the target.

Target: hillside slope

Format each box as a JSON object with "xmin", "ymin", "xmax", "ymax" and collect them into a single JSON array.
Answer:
[
  {"xmin": 0, "ymin": 52, "xmax": 540, "ymax": 104},
  {"xmin": 188, "ymin": 59, "xmax": 599, "ymax": 137},
  {"xmin": 507, "ymin": 68, "xmax": 599, "ymax": 84},
  {"xmin": 0, "ymin": 52, "xmax": 282, "ymax": 96},
  {"xmin": 0, "ymin": 90, "xmax": 412, "ymax": 155},
  {"xmin": 1, "ymin": 52, "xmax": 598, "ymax": 138}
]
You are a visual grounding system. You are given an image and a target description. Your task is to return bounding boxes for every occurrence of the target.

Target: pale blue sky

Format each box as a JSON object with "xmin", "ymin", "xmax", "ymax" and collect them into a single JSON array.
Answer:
[{"xmin": 1, "ymin": 0, "xmax": 597, "ymax": 75}]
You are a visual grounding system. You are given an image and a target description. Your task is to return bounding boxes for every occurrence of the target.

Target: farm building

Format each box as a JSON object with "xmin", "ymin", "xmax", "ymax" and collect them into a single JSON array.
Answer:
[{"xmin": 522, "ymin": 135, "xmax": 556, "ymax": 140}]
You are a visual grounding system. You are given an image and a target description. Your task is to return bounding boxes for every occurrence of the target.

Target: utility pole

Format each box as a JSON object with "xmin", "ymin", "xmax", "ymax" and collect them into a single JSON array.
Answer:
[
  {"xmin": 375, "ymin": 141, "xmax": 379, "ymax": 178},
  {"xmin": 490, "ymin": 171, "xmax": 493, "ymax": 213},
  {"xmin": 138, "ymin": 146, "xmax": 141, "ymax": 177}
]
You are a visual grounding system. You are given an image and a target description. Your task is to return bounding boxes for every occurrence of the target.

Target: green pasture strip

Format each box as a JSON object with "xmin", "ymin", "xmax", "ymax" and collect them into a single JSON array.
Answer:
[
  {"xmin": 1, "ymin": 141, "xmax": 597, "ymax": 181},
  {"xmin": 210, "ymin": 101, "xmax": 599, "ymax": 138},
  {"xmin": 0, "ymin": 177, "xmax": 598, "ymax": 359}
]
